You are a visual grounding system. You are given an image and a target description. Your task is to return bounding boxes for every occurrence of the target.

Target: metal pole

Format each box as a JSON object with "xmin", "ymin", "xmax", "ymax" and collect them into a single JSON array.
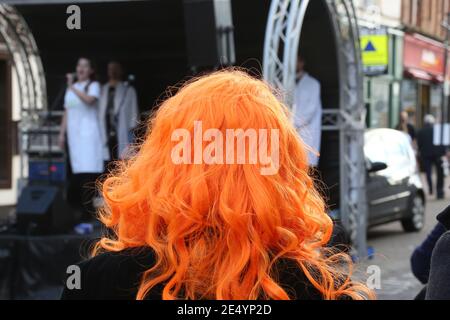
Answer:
[{"xmin": 441, "ymin": 13, "xmax": 450, "ymax": 145}]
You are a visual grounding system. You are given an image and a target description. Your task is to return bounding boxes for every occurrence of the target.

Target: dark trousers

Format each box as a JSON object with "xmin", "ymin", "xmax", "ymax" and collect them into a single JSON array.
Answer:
[
  {"xmin": 67, "ymin": 173, "xmax": 101, "ymax": 222},
  {"xmin": 65, "ymin": 137, "xmax": 102, "ymax": 222},
  {"xmin": 422, "ymin": 156, "xmax": 444, "ymax": 197}
]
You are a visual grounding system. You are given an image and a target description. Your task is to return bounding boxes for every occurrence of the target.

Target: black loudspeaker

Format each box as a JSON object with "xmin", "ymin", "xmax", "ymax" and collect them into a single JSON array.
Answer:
[
  {"xmin": 183, "ymin": 0, "xmax": 235, "ymax": 68},
  {"xmin": 16, "ymin": 185, "xmax": 74, "ymax": 234}
]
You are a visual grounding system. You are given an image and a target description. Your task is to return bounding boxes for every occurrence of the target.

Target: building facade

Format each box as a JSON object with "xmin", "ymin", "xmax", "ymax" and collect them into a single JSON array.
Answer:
[
  {"xmin": 354, "ymin": 0, "xmax": 404, "ymax": 129},
  {"xmin": 355, "ymin": 0, "xmax": 450, "ymax": 129},
  {"xmin": 401, "ymin": 0, "xmax": 450, "ymax": 128},
  {"xmin": 401, "ymin": 0, "xmax": 449, "ymax": 41}
]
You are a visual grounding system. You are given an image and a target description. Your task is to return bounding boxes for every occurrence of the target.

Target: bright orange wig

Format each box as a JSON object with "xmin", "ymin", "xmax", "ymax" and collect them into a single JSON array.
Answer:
[{"xmin": 95, "ymin": 69, "xmax": 373, "ymax": 300}]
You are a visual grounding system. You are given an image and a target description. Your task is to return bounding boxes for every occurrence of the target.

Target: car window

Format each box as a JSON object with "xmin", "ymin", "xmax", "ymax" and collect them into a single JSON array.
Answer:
[
  {"xmin": 380, "ymin": 133, "xmax": 411, "ymax": 171},
  {"xmin": 365, "ymin": 130, "xmax": 413, "ymax": 171},
  {"xmin": 384, "ymin": 137, "xmax": 404, "ymax": 158},
  {"xmin": 364, "ymin": 135, "xmax": 387, "ymax": 164}
]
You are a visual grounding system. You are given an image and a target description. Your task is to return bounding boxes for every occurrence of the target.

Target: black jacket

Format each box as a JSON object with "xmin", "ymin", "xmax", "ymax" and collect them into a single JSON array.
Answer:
[
  {"xmin": 417, "ymin": 125, "xmax": 446, "ymax": 158},
  {"xmin": 426, "ymin": 205, "xmax": 450, "ymax": 300},
  {"xmin": 60, "ymin": 247, "xmax": 326, "ymax": 300}
]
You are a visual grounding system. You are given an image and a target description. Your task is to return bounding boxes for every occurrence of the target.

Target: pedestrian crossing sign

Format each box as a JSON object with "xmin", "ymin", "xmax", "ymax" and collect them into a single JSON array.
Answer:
[{"xmin": 361, "ymin": 34, "xmax": 389, "ymax": 68}]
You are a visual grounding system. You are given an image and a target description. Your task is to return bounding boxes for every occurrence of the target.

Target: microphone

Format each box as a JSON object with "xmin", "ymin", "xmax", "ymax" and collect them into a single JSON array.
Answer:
[{"xmin": 63, "ymin": 72, "xmax": 77, "ymax": 84}]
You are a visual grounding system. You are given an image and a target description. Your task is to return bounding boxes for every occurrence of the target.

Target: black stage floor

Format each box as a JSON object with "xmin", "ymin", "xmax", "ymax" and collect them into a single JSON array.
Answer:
[{"xmin": 0, "ymin": 229, "xmax": 100, "ymax": 299}]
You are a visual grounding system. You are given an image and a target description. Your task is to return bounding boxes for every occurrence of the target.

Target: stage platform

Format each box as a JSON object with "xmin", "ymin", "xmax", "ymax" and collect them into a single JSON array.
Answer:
[{"xmin": 0, "ymin": 229, "xmax": 100, "ymax": 299}]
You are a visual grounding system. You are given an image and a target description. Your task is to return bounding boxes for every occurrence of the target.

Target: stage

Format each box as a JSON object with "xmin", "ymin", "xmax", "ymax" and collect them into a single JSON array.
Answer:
[{"xmin": 0, "ymin": 229, "xmax": 100, "ymax": 299}]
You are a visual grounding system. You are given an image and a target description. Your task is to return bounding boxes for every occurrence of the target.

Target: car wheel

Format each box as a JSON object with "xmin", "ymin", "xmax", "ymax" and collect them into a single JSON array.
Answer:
[{"xmin": 401, "ymin": 194, "xmax": 425, "ymax": 232}]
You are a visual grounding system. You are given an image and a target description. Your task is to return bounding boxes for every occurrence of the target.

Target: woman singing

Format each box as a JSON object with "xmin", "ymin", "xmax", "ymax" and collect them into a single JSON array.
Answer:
[{"xmin": 58, "ymin": 57, "xmax": 103, "ymax": 222}]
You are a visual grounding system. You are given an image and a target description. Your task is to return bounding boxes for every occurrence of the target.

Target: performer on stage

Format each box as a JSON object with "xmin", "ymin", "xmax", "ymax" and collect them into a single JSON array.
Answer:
[
  {"xmin": 292, "ymin": 53, "xmax": 323, "ymax": 168},
  {"xmin": 58, "ymin": 57, "xmax": 103, "ymax": 221},
  {"xmin": 99, "ymin": 60, "xmax": 139, "ymax": 165}
]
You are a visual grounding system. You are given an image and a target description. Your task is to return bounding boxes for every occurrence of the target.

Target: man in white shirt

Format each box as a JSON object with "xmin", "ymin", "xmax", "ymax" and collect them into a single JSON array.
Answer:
[{"xmin": 292, "ymin": 54, "xmax": 323, "ymax": 167}]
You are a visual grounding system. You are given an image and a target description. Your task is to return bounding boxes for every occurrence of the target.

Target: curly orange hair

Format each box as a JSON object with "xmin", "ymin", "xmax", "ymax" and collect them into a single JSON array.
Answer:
[{"xmin": 95, "ymin": 69, "xmax": 374, "ymax": 300}]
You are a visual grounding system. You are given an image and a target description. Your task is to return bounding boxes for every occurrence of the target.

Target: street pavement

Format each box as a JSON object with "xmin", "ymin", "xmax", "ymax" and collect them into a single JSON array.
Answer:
[{"xmin": 358, "ymin": 177, "xmax": 450, "ymax": 300}]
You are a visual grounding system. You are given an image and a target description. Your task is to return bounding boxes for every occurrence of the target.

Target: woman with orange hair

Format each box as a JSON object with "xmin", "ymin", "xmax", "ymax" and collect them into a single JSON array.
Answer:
[{"xmin": 61, "ymin": 69, "xmax": 374, "ymax": 300}]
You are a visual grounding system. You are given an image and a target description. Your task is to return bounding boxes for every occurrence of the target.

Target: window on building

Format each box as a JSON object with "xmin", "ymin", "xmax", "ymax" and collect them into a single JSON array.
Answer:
[
  {"xmin": 401, "ymin": 79, "xmax": 418, "ymax": 125},
  {"xmin": 369, "ymin": 79, "xmax": 390, "ymax": 128},
  {"xmin": 430, "ymin": 84, "xmax": 443, "ymax": 122},
  {"xmin": 410, "ymin": 0, "xmax": 420, "ymax": 26}
]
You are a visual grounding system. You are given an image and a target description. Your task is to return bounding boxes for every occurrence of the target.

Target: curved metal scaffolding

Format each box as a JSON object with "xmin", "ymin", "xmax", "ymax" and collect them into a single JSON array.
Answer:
[
  {"xmin": 0, "ymin": 4, "xmax": 46, "ymax": 111},
  {"xmin": 263, "ymin": 0, "xmax": 368, "ymax": 258},
  {"xmin": 0, "ymin": 4, "xmax": 47, "ymax": 191}
]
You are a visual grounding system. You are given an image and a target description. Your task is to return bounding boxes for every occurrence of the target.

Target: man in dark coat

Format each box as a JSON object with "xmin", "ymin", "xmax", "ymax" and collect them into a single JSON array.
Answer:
[
  {"xmin": 425, "ymin": 205, "xmax": 450, "ymax": 299},
  {"xmin": 416, "ymin": 114, "xmax": 445, "ymax": 199},
  {"xmin": 411, "ymin": 222, "xmax": 446, "ymax": 284}
]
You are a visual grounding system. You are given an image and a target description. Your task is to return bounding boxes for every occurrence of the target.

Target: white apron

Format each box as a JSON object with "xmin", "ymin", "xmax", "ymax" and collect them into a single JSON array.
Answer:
[
  {"xmin": 292, "ymin": 72, "xmax": 323, "ymax": 167},
  {"xmin": 64, "ymin": 81, "xmax": 104, "ymax": 173}
]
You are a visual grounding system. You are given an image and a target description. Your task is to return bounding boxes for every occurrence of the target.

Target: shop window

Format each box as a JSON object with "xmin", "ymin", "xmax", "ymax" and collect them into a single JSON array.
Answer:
[
  {"xmin": 430, "ymin": 84, "xmax": 442, "ymax": 122},
  {"xmin": 401, "ymin": 79, "xmax": 418, "ymax": 125},
  {"xmin": 369, "ymin": 79, "xmax": 389, "ymax": 128},
  {"xmin": 365, "ymin": 135, "xmax": 387, "ymax": 164}
]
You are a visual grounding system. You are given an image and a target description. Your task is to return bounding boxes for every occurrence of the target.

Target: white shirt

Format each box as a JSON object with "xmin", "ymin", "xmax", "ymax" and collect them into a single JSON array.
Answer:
[
  {"xmin": 292, "ymin": 72, "xmax": 322, "ymax": 166},
  {"xmin": 64, "ymin": 80, "xmax": 104, "ymax": 173}
]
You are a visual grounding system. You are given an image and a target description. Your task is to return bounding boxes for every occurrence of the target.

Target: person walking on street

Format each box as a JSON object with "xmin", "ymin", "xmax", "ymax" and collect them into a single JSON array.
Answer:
[
  {"xmin": 417, "ymin": 114, "xmax": 445, "ymax": 199},
  {"xmin": 396, "ymin": 110, "xmax": 416, "ymax": 145}
]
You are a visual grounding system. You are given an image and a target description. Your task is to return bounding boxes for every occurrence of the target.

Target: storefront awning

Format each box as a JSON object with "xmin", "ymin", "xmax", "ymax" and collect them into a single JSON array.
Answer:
[
  {"xmin": 403, "ymin": 33, "xmax": 448, "ymax": 83},
  {"xmin": 404, "ymin": 68, "xmax": 436, "ymax": 82}
]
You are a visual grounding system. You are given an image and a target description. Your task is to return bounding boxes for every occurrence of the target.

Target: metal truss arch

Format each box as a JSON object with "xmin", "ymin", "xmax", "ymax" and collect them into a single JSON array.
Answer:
[
  {"xmin": 263, "ymin": 0, "xmax": 368, "ymax": 258},
  {"xmin": 0, "ymin": 4, "xmax": 47, "ymax": 111}
]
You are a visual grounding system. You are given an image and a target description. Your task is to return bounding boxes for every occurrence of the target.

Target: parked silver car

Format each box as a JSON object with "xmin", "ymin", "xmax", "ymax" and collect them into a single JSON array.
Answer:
[{"xmin": 365, "ymin": 128, "xmax": 426, "ymax": 232}]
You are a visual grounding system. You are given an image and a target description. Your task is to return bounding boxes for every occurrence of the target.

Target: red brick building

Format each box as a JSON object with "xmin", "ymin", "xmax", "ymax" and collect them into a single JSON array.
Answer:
[
  {"xmin": 401, "ymin": 0, "xmax": 450, "ymax": 40},
  {"xmin": 400, "ymin": 0, "xmax": 450, "ymax": 126}
]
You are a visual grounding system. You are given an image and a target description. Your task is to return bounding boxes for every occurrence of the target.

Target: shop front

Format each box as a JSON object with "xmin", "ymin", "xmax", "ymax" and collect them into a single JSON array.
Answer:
[
  {"xmin": 402, "ymin": 33, "xmax": 447, "ymax": 128},
  {"xmin": 360, "ymin": 27, "xmax": 404, "ymax": 129}
]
